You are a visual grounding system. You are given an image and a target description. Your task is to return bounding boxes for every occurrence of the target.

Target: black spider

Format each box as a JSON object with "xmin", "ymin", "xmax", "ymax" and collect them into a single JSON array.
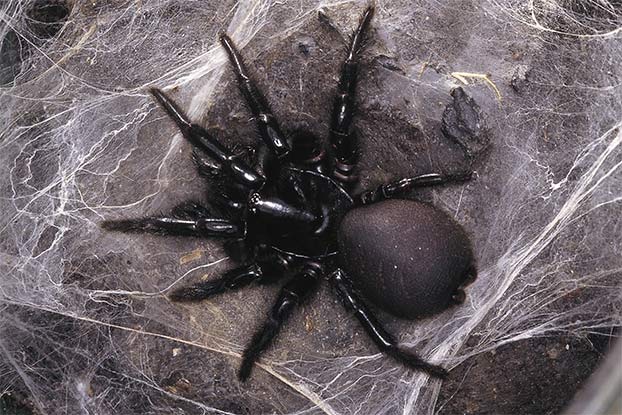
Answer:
[{"xmin": 102, "ymin": 6, "xmax": 476, "ymax": 381}]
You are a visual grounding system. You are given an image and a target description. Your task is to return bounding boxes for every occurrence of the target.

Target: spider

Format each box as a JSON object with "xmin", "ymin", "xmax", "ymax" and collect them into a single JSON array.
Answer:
[{"xmin": 102, "ymin": 6, "xmax": 476, "ymax": 381}]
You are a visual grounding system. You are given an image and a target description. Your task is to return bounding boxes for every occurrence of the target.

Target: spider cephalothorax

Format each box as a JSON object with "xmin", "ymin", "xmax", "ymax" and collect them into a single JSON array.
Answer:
[{"xmin": 102, "ymin": 6, "xmax": 476, "ymax": 381}]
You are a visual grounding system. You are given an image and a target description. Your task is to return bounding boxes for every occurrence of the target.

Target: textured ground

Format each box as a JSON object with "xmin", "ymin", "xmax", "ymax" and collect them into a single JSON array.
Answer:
[{"xmin": 1, "ymin": 1, "xmax": 620, "ymax": 414}]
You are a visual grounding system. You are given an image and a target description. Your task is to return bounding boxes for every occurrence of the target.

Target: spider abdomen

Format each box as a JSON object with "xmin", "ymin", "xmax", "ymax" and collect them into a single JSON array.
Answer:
[{"xmin": 338, "ymin": 199, "xmax": 475, "ymax": 319}]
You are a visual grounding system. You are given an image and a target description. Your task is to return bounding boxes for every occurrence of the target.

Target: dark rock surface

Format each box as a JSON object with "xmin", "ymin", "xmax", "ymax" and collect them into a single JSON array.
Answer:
[
  {"xmin": 1, "ymin": 1, "xmax": 619, "ymax": 414},
  {"xmin": 441, "ymin": 87, "xmax": 491, "ymax": 159}
]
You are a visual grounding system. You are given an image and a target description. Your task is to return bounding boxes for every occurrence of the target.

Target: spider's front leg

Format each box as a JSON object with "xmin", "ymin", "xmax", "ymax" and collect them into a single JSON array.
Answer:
[
  {"xmin": 328, "ymin": 6, "xmax": 374, "ymax": 185},
  {"xmin": 220, "ymin": 34, "xmax": 291, "ymax": 161},
  {"xmin": 329, "ymin": 269, "xmax": 448, "ymax": 379},
  {"xmin": 101, "ymin": 201, "xmax": 241, "ymax": 237},
  {"xmin": 238, "ymin": 262, "xmax": 322, "ymax": 381},
  {"xmin": 150, "ymin": 88, "xmax": 265, "ymax": 190}
]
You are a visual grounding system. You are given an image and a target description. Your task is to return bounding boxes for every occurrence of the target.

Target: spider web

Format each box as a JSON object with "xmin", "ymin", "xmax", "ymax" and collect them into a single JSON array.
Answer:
[{"xmin": 1, "ymin": 0, "xmax": 621, "ymax": 414}]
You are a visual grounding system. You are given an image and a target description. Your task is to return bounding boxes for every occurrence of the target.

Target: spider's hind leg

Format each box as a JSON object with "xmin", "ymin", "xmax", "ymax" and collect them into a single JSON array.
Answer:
[
  {"xmin": 329, "ymin": 269, "xmax": 448, "ymax": 379},
  {"xmin": 328, "ymin": 6, "xmax": 374, "ymax": 186},
  {"xmin": 356, "ymin": 172, "xmax": 473, "ymax": 205}
]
